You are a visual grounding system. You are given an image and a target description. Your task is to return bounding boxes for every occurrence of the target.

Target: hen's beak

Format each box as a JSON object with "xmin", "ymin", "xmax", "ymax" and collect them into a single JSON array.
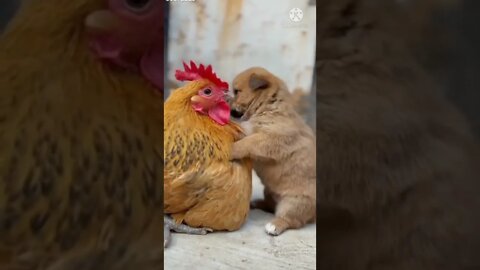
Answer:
[{"xmin": 85, "ymin": 10, "xmax": 121, "ymax": 34}]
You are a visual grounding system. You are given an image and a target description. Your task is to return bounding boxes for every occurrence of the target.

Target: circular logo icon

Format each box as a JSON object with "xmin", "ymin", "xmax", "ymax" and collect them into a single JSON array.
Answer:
[{"xmin": 289, "ymin": 8, "xmax": 304, "ymax": 22}]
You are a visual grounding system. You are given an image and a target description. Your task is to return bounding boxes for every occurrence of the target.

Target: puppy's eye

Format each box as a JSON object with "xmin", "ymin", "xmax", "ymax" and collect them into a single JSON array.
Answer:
[
  {"xmin": 233, "ymin": 89, "xmax": 240, "ymax": 95},
  {"xmin": 125, "ymin": 0, "xmax": 151, "ymax": 12},
  {"xmin": 202, "ymin": 89, "xmax": 212, "ymax": 96}
]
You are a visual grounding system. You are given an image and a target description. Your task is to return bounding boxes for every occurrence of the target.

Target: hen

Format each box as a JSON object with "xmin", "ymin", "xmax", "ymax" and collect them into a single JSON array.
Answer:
[
  {"xmin": 163, "ymin": 61, "xmax": 252, "ymax": 248},
  {"xmin": 0, "ymin": 0, "xmax": 164, "ymax": 269}
]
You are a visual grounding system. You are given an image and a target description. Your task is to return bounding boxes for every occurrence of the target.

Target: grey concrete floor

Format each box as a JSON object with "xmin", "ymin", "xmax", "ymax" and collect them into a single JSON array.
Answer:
[{"xmin": 164, "ymin": 173, "xmax": 316, "ymax": 270}]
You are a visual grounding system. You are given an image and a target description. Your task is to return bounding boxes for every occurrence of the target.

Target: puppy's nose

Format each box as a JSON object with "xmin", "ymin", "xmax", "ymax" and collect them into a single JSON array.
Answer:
[{"xmin": 230, "ymin": 109, "xmax": 244, "ymax": 119}]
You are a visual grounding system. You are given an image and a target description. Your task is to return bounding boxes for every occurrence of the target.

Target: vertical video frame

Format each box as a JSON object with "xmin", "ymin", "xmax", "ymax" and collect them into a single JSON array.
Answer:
[{"xmin": 163, "ymin": 0, "xmax": 317, "ymax": 269}]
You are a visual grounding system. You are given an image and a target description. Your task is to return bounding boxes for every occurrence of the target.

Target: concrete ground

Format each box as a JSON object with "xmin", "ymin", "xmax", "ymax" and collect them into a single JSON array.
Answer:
[{"xmin": 164, "ymin": 173, "xmax": 316, "ymax": 270}]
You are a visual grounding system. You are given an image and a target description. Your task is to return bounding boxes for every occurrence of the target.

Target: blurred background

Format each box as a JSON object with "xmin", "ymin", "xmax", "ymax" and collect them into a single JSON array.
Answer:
[
  {"xmin": 0, "ymin": 0, "xmax": 17, "ymax": 33},
  {"xmin": 403, "ymin": 0, "xmax": 480, "ymax": 136}
]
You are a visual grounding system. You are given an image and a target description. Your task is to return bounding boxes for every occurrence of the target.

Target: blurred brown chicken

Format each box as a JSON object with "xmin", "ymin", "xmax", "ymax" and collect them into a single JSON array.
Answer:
[{"xmin": 0, "ymin": 0, "xmax": 165, "ymax": 269}]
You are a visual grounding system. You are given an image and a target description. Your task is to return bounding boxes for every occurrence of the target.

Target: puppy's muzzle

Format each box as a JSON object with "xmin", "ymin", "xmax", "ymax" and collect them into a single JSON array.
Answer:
[{"xmin": 230, "ymin": 108, "xmax": 244, "ymax": 119}]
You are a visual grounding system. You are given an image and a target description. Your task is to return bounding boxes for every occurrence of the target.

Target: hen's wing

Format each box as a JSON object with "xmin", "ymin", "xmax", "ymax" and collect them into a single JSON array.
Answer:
[{"xmin": 164, "ymin": 157, "xmax": 252, "ymax": 231}]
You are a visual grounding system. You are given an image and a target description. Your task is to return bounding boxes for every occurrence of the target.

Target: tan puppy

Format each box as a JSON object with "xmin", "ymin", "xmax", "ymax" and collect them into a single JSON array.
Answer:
[{"xmin": 229, "ymin": 67, "xmax": 316, "ymax": 236}]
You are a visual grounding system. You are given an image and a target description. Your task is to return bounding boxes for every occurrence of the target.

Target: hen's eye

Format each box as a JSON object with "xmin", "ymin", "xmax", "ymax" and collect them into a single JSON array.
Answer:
[
  {"xmin": 125, "ymin": 0, "xmax": 151, "ymax": 11},
  {"xmin": 203, "ymin": 89, "xmax": 212, "ymax": 96}
]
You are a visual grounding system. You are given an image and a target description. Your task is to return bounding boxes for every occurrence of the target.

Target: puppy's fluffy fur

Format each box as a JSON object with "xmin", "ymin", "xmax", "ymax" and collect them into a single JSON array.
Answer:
[{"xmin": 229, "ymin": 67, "xmax": 316, "ymax": 236}]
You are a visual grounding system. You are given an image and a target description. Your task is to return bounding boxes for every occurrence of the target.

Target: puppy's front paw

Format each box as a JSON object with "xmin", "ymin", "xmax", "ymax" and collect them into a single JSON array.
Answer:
[{"xmin": 231, "ymin": 142, "xmax": 246, "ymax": 160}]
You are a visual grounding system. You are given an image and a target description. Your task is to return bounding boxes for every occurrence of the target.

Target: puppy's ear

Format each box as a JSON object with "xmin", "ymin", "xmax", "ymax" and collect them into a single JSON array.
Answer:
[{"xmin": 249, "ymin": 73, "xmax": 270, "ymax": 90}]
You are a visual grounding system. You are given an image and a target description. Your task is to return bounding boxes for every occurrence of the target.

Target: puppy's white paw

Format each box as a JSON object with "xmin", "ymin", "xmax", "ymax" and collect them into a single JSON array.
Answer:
[
  {"xmin": 240, "ymin": 120, "xmax": 254, "ymax": 136},
  {"xmin": 265, "ymin": 222, "xmax": 280, "ymax": 236}
]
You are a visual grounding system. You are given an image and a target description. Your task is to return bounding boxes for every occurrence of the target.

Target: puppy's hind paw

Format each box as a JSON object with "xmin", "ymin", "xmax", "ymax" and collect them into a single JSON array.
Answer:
[
  {"xmin": 265, "ymin": 222, "xmax": 281, "ymax": 236},
  {"xmin": 264, "ymin": 218, "xmax": 290, "ymax": 236}
]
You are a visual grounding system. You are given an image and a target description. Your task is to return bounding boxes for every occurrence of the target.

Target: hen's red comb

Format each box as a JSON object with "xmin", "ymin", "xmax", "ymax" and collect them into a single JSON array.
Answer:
[{"xmin": 175, "ymin": 61, "xmax": 229, "ymax": 90}]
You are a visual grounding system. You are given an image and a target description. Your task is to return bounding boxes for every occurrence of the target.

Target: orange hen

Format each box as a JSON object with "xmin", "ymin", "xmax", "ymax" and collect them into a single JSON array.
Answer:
[{"xmin": 164, "ymin": 62, "xmax": 252, "ymax": 247}]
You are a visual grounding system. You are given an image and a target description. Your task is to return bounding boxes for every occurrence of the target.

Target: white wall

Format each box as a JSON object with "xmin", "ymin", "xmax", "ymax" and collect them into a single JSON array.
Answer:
[{"xmin": 166, "ymin": 0, "xmax": 316, "ymax": 94}]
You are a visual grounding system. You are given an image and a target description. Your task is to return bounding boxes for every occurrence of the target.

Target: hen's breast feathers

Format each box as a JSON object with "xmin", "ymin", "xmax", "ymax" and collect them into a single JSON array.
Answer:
[
  {"xmin": 164, "ymin": 108, "xmax": 243, "ymax": 173},
  {"xmin": 163, "ymin": 106, "xmax": 252, "ymax": 230}
]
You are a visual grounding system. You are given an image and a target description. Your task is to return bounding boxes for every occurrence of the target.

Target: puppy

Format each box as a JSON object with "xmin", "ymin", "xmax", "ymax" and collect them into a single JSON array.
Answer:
[{"xmin": 229, "ymin": 67, "xmax": 316, "ymax": 236}]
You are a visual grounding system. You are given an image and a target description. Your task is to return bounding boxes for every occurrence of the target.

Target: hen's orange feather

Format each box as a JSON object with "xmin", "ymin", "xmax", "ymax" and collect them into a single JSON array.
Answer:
[{"xmin": 164, "ymin": 79, "xmax": 252, "ymax": 231}]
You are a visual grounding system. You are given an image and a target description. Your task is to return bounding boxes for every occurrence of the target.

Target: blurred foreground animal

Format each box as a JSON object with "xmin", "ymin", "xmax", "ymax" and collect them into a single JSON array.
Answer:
[
  {"xmin": 164, "ymin": 61, "xmax": 252, "ymax": 248},
  {"xmin": 316, "ymin": 1, "xmax": 480, "ymax": 270},
  {"xmin": 230, "ymin": 67, "xmax": 316, "ymax": 236},
  {"xmin": 0, "ymin": 0, "xmax": 165, "ymax": 269}
]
